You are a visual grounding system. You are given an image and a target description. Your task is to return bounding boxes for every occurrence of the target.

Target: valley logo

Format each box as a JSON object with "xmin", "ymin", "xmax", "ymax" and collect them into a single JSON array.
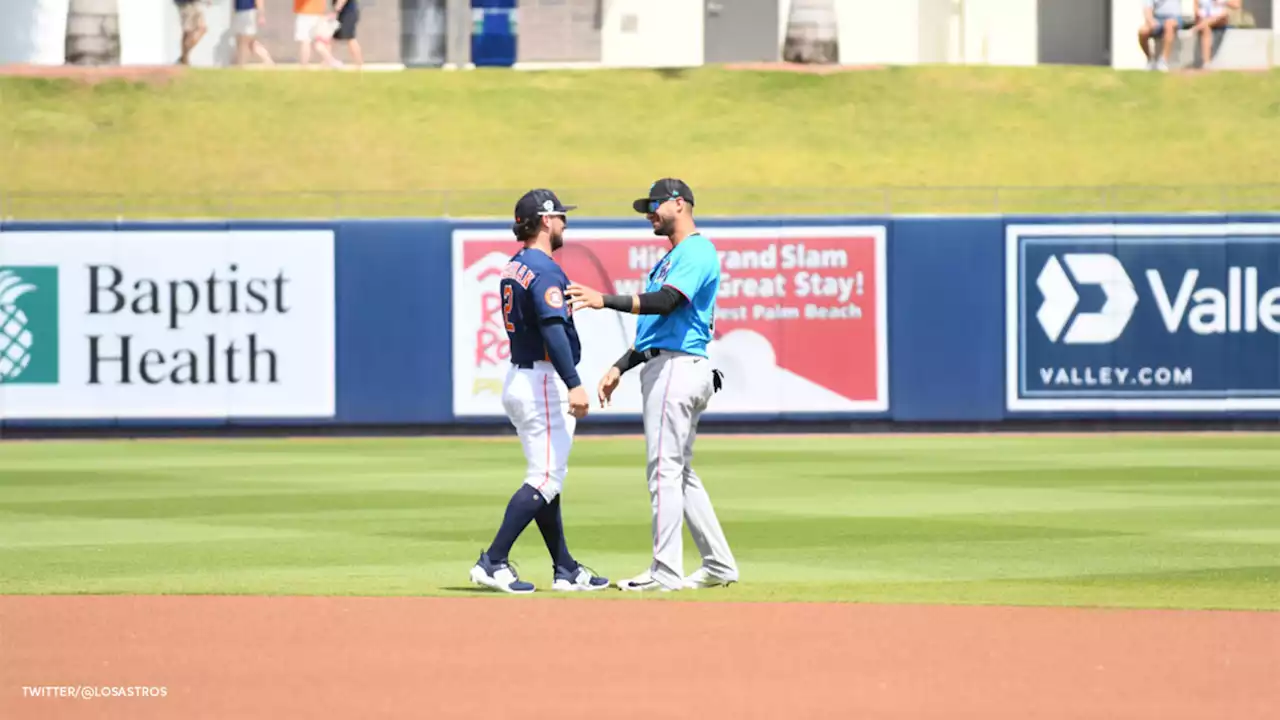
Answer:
[{"xmin": 0, "ymin": 267, "xmax": 59, "ymax": 384}]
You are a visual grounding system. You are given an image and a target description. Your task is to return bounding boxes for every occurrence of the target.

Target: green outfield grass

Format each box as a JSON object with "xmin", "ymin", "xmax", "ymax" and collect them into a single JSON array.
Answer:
[
  {"xmin": 0, "ymin": 434, "xmax": 1277, "ymax": 610},
  {"xmin": 1, "ymin": 66, "xmax": 1279, "ymax": 219}
]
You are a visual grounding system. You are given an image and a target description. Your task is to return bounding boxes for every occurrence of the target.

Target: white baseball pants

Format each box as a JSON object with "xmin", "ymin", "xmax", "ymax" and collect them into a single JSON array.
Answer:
[
  {"xmin": 639, "ymin": 351, "xmax": 738, "ymax": 589},
  {"xmin": 502, "ymin": 362, "xmax": 575, "ymax": 503}
]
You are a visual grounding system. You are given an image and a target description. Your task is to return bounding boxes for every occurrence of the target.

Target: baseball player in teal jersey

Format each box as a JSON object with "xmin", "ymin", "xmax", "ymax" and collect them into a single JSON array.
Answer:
[{"xmin": 566, "ymin": 178, "xmax": 738, "ymax": 592}]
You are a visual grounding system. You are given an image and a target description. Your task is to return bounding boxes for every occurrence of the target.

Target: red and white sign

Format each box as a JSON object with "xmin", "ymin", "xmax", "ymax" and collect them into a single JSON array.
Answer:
[{"xmin": 451, "ymin": 226, "xmax": 888, "ymax": 416}]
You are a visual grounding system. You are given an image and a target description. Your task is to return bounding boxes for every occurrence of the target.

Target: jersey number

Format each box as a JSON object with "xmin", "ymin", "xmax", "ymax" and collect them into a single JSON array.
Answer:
[{"xmin": 502, "ymin": 285, "xmax": 515, "ymax": 332}]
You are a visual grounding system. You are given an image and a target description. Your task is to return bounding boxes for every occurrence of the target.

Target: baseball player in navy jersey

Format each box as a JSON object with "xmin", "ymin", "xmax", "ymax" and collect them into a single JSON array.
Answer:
[
  {"xmin": 566, "ymin": 178, "xmax": 738, "ymax": 592},
  {"xmin": 469, "ymin": 189, "xmax": 610, "ymax": 594}
]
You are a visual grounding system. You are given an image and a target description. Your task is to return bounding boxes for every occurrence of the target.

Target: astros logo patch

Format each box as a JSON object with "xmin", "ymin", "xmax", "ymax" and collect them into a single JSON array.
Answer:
[{"xmin": 544, "ymin": 286, "xmax": 565, "ymax": 309}]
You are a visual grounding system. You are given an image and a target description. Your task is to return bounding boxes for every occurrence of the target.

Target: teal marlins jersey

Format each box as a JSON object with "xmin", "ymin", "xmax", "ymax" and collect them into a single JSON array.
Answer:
[{"xmin": 633, "ymin": 233, "xmax": 720, "ymax": 357}]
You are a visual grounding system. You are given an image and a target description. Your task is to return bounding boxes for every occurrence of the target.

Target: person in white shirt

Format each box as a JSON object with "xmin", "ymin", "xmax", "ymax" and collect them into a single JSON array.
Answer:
[
  {"xmin": 1189, "ymin": 0, "xmax": 1240, "ymax": 68},
  {"xmin": 1138, "ymin": 0, "xmax": 1185, "ymax": 72}
]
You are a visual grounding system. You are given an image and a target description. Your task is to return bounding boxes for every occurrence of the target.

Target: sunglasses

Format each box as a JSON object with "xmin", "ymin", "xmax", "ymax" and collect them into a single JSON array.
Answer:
[{"xmin": 647, "ymin": 197, "xmax": 675, "ymax": 214}]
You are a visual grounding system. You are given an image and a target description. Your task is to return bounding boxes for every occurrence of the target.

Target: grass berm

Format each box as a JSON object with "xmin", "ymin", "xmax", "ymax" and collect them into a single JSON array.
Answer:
[{"xmin": 1, "ymin": 65, "xmax": 1278, "ymax": 218}]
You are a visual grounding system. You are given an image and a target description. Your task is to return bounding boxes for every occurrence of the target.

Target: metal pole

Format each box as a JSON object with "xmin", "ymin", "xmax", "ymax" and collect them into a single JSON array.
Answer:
[{"xmin": 447, "ymin": 0, "xmax": 472, "ymax": 67}]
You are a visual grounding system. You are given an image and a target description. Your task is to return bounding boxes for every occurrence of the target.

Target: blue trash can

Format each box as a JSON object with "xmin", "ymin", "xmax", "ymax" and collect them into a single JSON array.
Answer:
[{"xmin": 471, "ymin": 0, "xmax": 518, "ymax": 67}]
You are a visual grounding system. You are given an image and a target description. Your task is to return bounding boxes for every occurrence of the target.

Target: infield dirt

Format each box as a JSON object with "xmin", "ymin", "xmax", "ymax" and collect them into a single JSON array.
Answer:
[{"xmin": 2, "ymin": 595, "xmax": 1276, "ymax": 719}]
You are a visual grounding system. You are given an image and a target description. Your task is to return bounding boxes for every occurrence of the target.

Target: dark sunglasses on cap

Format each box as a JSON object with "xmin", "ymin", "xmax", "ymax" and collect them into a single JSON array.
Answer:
[{"xmin": 647, "ymin": 197, "xmax": 684, "ymax": 213}]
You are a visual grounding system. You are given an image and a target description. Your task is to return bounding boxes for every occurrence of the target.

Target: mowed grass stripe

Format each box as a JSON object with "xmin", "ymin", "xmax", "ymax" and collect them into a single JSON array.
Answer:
[{"xmin": 0, "ymin": 436, "xmax": 1276, "ymax": 609}]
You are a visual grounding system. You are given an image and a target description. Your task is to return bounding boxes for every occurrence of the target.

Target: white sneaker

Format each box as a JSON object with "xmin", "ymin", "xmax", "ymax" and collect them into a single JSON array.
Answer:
[
  {"xmin": 1156, "ymin": 59, "xmax": 1169, "ymax": 72},
  {"xmin": 682, "ymin": 567, "xmax": 738, "ymax": 589},
  {"xmin": 616, "ymin": 571, "xmax": 676, "ymax": 592}
]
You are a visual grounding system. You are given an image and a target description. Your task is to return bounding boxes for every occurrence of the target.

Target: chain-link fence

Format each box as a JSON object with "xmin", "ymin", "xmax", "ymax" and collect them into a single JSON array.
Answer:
[{"xmin": 2, "ymin": 184, "xmax": 1278, "ymax": 221}]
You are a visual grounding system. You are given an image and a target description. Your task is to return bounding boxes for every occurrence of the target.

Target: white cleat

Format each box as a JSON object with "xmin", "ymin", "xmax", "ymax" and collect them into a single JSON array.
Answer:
[
  {"xmin": 682, "ymin": 567, "xmax": 738, "ymax": 590},
  {"xmin": 616, "ymin": 571, "xmax": 676, "ymax": 593}
]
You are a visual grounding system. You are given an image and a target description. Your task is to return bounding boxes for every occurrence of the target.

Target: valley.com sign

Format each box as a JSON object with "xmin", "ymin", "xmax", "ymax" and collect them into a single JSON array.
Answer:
[{"xmin": 1006, "ymin": 223, "xmax": 1280, "ymax": 412}]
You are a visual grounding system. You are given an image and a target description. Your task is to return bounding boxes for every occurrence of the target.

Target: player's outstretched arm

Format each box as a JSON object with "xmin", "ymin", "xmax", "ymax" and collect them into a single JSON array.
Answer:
[{"xmin": 566, "ymin": 283, "xmax": 686, "ymax": 315}]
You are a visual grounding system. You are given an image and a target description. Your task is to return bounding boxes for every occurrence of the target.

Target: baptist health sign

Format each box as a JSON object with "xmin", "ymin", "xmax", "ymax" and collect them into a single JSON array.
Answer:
[
  {"xmin": 0, "ymin": 230, "xmax": 335, "ymax": 419},
  {"xmin": 1006, "ymin": 223, "xmax": 1280, "ymax": 412}
]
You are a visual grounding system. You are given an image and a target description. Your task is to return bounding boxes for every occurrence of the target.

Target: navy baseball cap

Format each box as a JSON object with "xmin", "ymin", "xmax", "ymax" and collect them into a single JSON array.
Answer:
[
  {"xmin": 632, "ymin": 178, "xmax": 695, "ymax": 214},
  {"xmin": 515, "ymin": 189, "xmax": 576, "ymax": 225}
]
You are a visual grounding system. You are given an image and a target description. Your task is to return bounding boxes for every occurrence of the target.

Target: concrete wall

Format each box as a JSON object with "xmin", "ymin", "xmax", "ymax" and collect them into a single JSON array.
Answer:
[
  {"xmin": 959, "ymin": 0, "xmax": 1037, "ymax": 65},
  {"xmin": 1111, "ymin": 0, "xmax": 1151, "ymax": 70},
  {"xmin": 601, "ymin": 0, "xmax": 702, "ymax": 67},
  {"xmin": 827, "ymin": 0, "xmax": 1036, "ymax": 67},
  {"xmin": 117, "ymin": 0, "xmax": 180, "ymax": 65},
  {"xmin": 918, "ymin": 0, "xmax": 955, "ymax": 64},
  {"xmin": 0, "ymin": 0, "xmax": 69, "ymax": 65},
  {"xmin": 836, "ymin": 0, "xmax": 921, "ymax": 65},
  {"xmin": 518, "ymin": 0, "xmax": 602, "ymax": 63}
]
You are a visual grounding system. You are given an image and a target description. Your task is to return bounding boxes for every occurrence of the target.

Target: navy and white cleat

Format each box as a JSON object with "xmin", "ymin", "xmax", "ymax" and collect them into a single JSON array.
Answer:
[
  {"xmin": 470, "ymin": 551, "xmax": 535, "ymax": 594},
  {"xmin": 551, "ymin": 564, "xmax": 610, "ymax": 592}
]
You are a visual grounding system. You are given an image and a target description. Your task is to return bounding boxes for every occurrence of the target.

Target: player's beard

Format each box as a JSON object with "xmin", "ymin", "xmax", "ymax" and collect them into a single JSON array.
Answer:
[
  {"xmin": 652, "ymin": 213, "xmax": 676, "ymax": 237},
  {"xmin": 550, "ymin": 227, "xmax": 564, "ymax": 252}
]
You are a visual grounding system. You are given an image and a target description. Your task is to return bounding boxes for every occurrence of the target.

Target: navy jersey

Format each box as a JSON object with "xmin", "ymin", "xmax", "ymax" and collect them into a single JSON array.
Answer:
[{"xmin": 500, "ymin": 248, "xmax": 581, "ymax": 366}]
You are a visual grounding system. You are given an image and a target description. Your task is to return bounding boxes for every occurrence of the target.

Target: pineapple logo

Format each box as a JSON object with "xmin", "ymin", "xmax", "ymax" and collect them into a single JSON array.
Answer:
[{"xmin": 0, "ymin": 267, "xmax": 59, "ymax": 384}]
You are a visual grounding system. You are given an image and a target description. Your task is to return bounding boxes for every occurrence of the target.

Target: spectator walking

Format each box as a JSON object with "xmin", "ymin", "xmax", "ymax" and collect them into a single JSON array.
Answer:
[
  {"xmin": 332, "ymin": 0, "xmax": 364, "ymax": 69},
  {"xmin": 175, "ymin": 0, "xmax": 208, "ymax": 65},
  {"xmin": 233, "ymin": 0, "xmax": 275, "ymax": 66},
  {"xmin": 294, "ymin": 0, "xmax": 340, "ymax": 67}
]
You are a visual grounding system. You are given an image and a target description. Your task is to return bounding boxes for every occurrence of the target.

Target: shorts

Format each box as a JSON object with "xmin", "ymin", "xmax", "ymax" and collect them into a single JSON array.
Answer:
[
  {"xmin": 233, "ymin": 10, "xmax": 258, "ymax": 37},
  {"xmin": 178, "ymin": 3, "xmax": 205, "ymax": 33},
  {"xmin": 295, "ymin": 13, "xmax": 334, "ymax": 43},
  {"xmin": 334, "ymin": 4, "xmax": 359, "ymax": 40},
  {"xmin": 1149, "ymin": 12, "xmax": 1188, "ymax": 35}
]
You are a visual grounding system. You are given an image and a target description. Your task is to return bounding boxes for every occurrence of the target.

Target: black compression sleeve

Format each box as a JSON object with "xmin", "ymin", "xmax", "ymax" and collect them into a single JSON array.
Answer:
[
  {"xmin": 639, "ymin": 285, "xmax": 686, "ymax": 314},
  {"xmin": 601, "ymin": 286, "xmax": 686, "ymax": 315},
  {"xmin": 601, "ymin": 294, "xmax": 632, "ymax": 312},
  {"xmin": 613, "ymin": 348, "xmax": 647, "ymax": 374}
]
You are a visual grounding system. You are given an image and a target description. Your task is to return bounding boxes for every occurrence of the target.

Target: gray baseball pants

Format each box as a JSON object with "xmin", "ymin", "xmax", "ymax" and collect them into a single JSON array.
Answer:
[{"xmin": 638, "ymin": 350, "xmax": 738, "ymax": 589}]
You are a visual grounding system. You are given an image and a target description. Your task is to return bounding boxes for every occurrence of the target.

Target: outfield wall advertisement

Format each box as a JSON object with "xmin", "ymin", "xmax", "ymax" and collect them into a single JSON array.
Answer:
[
  {"xmin": 0, "ymin": 230, "xmax": 336, "ymax": 419},
  {"xmin": 451, "ymin": 226, "xmax": 890, "ymax": 417},
  {"xmin": 5, "ymin": 214, "xmax": 1280, "ymax": 429},
  {"xmin": 1006, "ymin": 223, "xmax": 1280, "ymax": 412}
]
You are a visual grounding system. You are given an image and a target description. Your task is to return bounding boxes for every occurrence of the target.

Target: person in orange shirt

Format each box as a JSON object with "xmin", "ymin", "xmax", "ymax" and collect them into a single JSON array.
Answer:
[{"xmin": 294, "ymin": 0, "xmax": 339, "ymax": 67}]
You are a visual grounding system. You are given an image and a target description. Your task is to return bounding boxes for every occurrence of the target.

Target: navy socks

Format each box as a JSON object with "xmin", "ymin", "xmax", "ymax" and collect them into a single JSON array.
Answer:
[
  {"xmin": 486, "ymin": 485, "xmax": 548, "ymax": 565},
  {"xmin": 534, "ymin": 495, "xmax": 576, "ymax": 570}
]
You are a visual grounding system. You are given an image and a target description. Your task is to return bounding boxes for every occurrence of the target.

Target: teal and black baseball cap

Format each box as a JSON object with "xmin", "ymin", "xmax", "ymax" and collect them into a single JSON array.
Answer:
[{"xmin": 632, "ymin": 178, "xmax": 695, "ymax": 214}]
